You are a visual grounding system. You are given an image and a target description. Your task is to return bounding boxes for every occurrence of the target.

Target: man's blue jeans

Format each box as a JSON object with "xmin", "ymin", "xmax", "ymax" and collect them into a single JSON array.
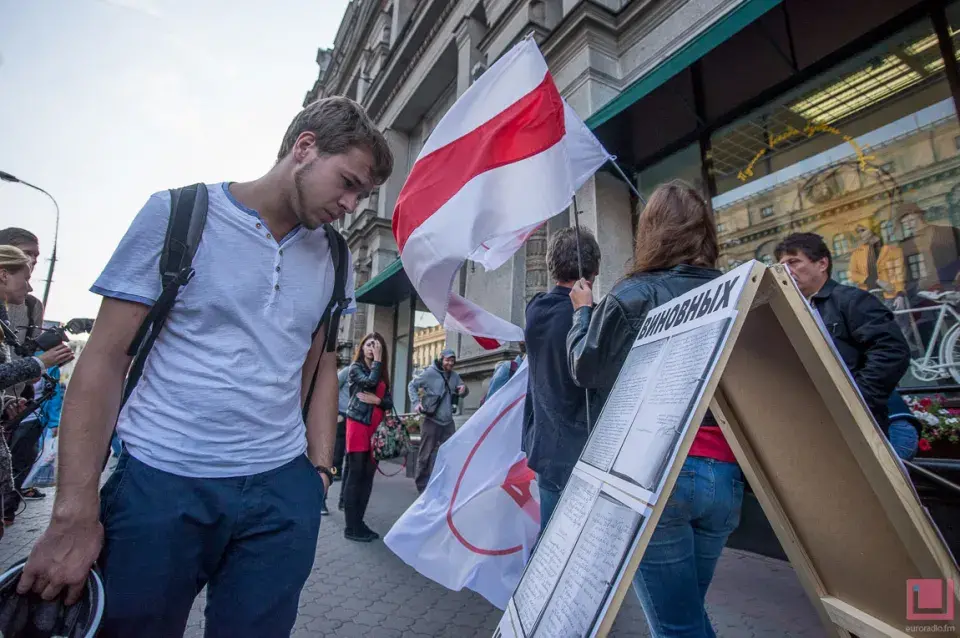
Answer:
[
  {"xmin": 98, "ymin": 451, "xmax": 324, "ymax": 638},
  {"xmin": 888, "ymin": 420, "xmax": 919, "ymax": 461},
  {"xmin": 633, "ymin": 457, "xmax": 744, "ymax": 638},
  {"xmin": 537, "ymin": 479, "xmax": 562, "ymax": 536}
]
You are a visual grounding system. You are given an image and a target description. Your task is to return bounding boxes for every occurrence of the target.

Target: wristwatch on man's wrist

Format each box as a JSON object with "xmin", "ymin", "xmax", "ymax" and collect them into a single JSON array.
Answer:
[{"xmin": 315, "ymin": 466, "xmax": 335, "ymax": 483}]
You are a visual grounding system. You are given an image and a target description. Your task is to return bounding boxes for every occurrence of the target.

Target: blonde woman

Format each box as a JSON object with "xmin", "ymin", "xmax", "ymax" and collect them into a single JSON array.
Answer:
[
  {"xmin": 0, "ymin": 246, "xmax": 73, "ymax": 528},
  {"xmin": 0, "ymin": 245, "xmax": 72, "ymax": 395}
]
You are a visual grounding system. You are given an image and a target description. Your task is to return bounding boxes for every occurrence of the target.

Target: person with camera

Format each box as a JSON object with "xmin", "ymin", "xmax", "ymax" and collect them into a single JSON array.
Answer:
[
  {"xmin": 0, "ymin": 246, "xmax": 73, "ymax": 527},
  {"xmin": 0, "ymin": 228, "xmax": 50, "ymax": 504}
]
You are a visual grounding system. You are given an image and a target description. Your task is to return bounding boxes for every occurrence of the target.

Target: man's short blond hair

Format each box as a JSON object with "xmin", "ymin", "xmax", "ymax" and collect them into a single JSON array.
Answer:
[{"xmin": 278, "ymin": 97, "xmax": 393, "ymax": 185}]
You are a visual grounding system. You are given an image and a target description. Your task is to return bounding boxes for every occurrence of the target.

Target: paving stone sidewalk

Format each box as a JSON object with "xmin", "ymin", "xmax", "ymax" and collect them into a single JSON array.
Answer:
[{"xmin": 0, "ymin": 462, "xmax": 826, "ymax": 637}]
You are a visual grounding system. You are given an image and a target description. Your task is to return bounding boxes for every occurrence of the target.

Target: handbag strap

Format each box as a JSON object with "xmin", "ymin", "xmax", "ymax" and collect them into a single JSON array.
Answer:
[{"xmin": 375, "ymin": 459, "xmax": 407, "ymax": 477}]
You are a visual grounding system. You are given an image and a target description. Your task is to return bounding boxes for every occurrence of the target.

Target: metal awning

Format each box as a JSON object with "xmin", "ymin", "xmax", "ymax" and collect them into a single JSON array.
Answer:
[
  {"xmin": 354, "ymin": 257, "xmax": 412, "ymax": 306},
  {"xmin": 585, "ymin": 0, "xmax": 783, "ymax": 131}
]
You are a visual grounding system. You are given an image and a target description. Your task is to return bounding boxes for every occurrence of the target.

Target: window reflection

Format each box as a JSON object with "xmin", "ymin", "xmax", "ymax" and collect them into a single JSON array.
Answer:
[{"xmin": 705, "ymin": 12, "xmax": 960, "ymax": 387}]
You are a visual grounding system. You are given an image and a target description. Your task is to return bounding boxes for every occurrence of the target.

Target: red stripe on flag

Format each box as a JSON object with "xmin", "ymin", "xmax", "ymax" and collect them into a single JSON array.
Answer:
[
  {"xmin": 392, "ymin": 72, "xmax": 565, "ymax": 252},
  {"xmin": 474, "ymin": 336, "xmax": 501, "ymax": 350}
]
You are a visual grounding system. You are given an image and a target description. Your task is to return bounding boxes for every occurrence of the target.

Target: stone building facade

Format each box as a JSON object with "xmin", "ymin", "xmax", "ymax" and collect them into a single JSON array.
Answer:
[
  {"xmin": 304, "ymin": 0, "xmax": 758, "ymax": 415},
  {"xmin": 412, "ymin": 324, "xmax": 447, "ymax": 371},
  {"xmin": 306, "ymin": 0, "xmax": 960, "ymax": 410}
]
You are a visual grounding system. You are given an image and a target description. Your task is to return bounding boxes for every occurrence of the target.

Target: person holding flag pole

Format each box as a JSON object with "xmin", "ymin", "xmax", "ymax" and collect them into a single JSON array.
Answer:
[
  {"xmin": 567, "ymin": 180, "xmax": 743, "ymax": 637},
  {"xmin": 383, "ymin": 34, "xmax": 620, "ymax": 609},
  {"xmin": 521, "ymin": 225, "xmax": 601, "ymax": 535}
]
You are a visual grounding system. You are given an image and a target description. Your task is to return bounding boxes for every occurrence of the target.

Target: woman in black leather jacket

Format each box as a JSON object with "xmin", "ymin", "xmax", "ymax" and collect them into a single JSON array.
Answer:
[
  {"xmin": 342, "ymin": 332, "xmax": 393, "ymax": 543},
  {"xmin": 567, "ymin": 181, "xmax": 743, "ymax": 638}
]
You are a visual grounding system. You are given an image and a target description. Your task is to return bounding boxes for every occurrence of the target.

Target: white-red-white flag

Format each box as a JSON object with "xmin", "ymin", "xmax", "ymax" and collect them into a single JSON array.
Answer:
[
  {"xmin": 392, "ymin": 37, "xmax": 610, "ymax": 348},
  {"xmin": 384, "ymin": 360, "xmax": 539, "ymax": 608}
]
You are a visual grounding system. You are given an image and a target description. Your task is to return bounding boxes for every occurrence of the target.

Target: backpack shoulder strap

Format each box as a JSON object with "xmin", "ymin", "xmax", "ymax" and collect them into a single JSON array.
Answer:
[
  {"xmin": 303, "ymin": 224, "xmax": 352, "ymax": 421},
  {"xmin": 317, "ymin": 224, "xmax": 351, "ymax": 353},
  {"xmin": 159, "ymin": 185, "xmax": 208, "ymax": 289},
  {"xmin": 122, "ymin": 184, "xmax": 208, "ymax": 406}
]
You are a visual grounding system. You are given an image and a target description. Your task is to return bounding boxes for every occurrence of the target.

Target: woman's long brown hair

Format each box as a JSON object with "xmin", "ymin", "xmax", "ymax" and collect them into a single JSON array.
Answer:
[
  {"xmin": 627, "ymin": 180, "xmax": 719, "ymax": 276},
  {"xmin": 353, "ymin": 332, "xmax": 391, "ymax": 388}
]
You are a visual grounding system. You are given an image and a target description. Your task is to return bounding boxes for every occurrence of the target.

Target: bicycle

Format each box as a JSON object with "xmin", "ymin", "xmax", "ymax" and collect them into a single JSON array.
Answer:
[{"xmin": 887, "ymin": 289, "xmax": 960, "ymax": 383}]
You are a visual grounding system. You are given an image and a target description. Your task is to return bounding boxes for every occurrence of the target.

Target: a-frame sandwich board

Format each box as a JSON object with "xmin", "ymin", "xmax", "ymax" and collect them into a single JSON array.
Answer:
[{"xmin": 495, "ymin": 261, "xmax": 960, "ymax": 638}]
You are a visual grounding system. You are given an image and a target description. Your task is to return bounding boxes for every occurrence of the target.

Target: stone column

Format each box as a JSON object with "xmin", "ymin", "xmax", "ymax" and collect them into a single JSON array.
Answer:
[
  {"xmin": 352, "ymin": 245, "xmax": 371, "ymax": 346},
  {"xmin": 455, "ymin": 16, "xmax": 487, "ymax": 98},
  {"xmin": 524, "ymin": 226, "xmax": 549, "ymax": 305},
  {"xmin": 450, "ymin": 13, "xmax": 489, "ymax": 362},
  {"xmin": 393, "ymin": 296, "xmax": 413, "ymax": 411},
  {"xmin": 391, "ymin": 0, "xmax": 417, "ymax": 48},
  {"xmin": 357, "ymin": 50, "xmax": 371, "ymax": 103},
  {"xmin": 574, "ymin": 171, "xmax": 633, "ymax": 298},
  {"xmin": 378, "ymin": 128, "xmax": 410, "ymax": 219}
]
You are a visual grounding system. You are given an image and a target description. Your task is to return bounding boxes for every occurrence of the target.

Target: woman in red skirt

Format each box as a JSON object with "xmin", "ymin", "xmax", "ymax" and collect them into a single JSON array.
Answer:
[{"xmin": 342, "ymin": 332, "xmax": 393, "ymax": 542}]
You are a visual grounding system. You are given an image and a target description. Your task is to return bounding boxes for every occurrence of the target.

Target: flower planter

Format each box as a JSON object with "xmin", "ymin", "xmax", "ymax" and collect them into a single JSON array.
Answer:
[
  {"xmin": 904, "ymin": 394, "xmax": 960, "ymax": 459},
  {"xmin": 917, "ymin": 439, "xmax": 960, "ymax": 460}
]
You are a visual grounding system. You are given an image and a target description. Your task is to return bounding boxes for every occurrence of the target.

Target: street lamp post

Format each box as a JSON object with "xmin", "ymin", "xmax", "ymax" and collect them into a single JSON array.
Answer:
[{"xmin": 0, "ymin": 171, "xmax": 60, "ymax": 308}]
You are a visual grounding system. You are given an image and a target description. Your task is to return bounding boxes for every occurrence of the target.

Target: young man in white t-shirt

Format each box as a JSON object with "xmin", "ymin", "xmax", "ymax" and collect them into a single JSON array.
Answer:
[{"xmin": 17, "ymin": 96, "xmax": 393, "ymax": 637}]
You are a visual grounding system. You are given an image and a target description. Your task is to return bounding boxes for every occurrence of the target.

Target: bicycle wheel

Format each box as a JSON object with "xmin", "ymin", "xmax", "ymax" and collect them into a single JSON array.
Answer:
[{"xmin": 940, "ymin": 323, "xmax": 960, "ymax": 384}]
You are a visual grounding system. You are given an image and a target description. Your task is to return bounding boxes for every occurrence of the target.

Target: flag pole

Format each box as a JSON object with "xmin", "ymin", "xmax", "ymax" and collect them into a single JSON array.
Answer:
[
  {"xmin": 571, "ymin": 195, "xmax": 593, "ymax": 430},
  {"xmin": 607, "ymin": 156, "xmax": 647, "ymax": 206}
]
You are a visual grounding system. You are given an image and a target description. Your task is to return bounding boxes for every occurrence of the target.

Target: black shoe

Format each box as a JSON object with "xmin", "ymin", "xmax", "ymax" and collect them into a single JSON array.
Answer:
[
  {"xmin": 337, "ymin": 501, "xmax": 344, "ymax": 511},
  {"xmin": 360, "ymin": 523, "xmax": 379, "ymax": 540},
  {"xmin": 320, "ymin": 500, "xmax": 330, "ymax": 515},
  {"xmin": 344, "ymin": 528, "xmax": 377, "ymax": 543},
  {"xmin": 21, "ymin": 488, "xmax": 44, "ymax": 500}
]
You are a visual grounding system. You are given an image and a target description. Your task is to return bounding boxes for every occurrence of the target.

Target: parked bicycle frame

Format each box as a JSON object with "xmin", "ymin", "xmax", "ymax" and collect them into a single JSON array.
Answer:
[{"xmin": 880, "ymin": 288, "xmax": 960, "ymax": 383}]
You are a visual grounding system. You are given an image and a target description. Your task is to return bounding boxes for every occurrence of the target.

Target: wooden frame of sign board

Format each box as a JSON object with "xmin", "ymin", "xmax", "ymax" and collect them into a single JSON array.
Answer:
[
  {"xmin": 708, "ymin": 264, "xmax": 960, "ymax": 637},
  {"xmin": 584, "ymin": 262, "xmax": 960, "ymax": 638}
]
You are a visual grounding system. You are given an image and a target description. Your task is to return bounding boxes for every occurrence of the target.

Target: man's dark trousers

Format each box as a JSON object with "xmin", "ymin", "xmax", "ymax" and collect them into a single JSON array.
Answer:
[
  {"xmin": 98, "ymin": 450, "xmax": 324, "ymax": 637},
  {"xmin": 4, "ymin": 418, "xmax": 44, "ymax": 517},
  {"xmin": 415, "ymin": 417, "xmax": 454, "ymax": 493}
]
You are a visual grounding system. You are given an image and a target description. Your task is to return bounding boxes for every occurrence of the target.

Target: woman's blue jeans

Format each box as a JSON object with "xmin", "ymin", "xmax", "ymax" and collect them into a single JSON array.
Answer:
[
  {"xmin": 633, "ymin": 457, "xmax": 744, "ymax": 638},
  {"xmin": 888, "ymin": 420, "xmax": 919, "ymax": 461}
]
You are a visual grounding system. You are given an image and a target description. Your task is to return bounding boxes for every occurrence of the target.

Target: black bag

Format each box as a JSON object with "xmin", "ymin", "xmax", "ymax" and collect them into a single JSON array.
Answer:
[
  {"xmin": 420, "ymin": 378, "xmax": 450, "ymax": 418},
  {"xmin": 121, "ymin": 183, "xmax": 351, "ymax": 421}
]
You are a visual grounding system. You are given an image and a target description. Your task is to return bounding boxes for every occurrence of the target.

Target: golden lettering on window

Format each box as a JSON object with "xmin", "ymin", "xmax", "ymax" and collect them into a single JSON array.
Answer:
[{"xmin": 737, "ymin": 121, "xmax": 878, "ymax": 183}]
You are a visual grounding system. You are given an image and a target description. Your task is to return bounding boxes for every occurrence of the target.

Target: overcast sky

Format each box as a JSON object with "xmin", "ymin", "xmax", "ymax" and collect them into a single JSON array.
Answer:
[{"xmin": 0, "ymin": 0, "xmax": 350, "ymax": 322}]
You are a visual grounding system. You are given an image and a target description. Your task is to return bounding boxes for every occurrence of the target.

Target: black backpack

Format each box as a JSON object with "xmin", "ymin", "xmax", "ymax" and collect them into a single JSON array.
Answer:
[{"xmin": 121, "ymin": 183, "xmax": 351, "ymax": 421}]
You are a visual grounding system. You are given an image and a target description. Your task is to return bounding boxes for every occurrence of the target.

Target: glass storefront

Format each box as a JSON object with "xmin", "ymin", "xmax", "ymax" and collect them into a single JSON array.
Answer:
[{"xmin": 636, "ymin": 5, "xmax": 960, "ymax": 388}]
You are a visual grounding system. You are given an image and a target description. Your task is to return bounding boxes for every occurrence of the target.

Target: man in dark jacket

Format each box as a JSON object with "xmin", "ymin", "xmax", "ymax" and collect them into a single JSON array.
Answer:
[
  {"xmin": 775, "ymin": 233, "xmax": 911, "ymax": 440},
  {"xmin": 523, "ymin": 227, "xmax": 601, "ymax": 533}
]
